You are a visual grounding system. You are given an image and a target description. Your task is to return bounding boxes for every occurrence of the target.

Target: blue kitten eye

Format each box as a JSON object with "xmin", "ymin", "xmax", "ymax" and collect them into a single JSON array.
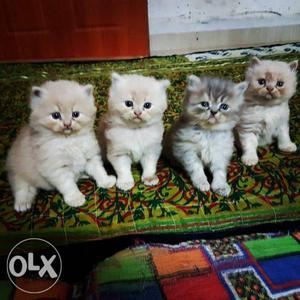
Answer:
[
  {"xmin": 258, "ymin": 78, "xmax": 266, "ymax": 86},
  {"xmin": 125, "ymin": 100, "xmax": 133, "ymax": 108},
  {"xmin": 200, "ymin": 101, "xmax": 209, "ymax": 108},
  {"xmin": 51, "ymin": 112, "xmax": 61, "ymax": 120},
  {"xmin": 219, "ymin": 103, "xmax": 229, "ymax": 111},
  {"xmin": 276, "ymin": 81, "xmax": 284, "ymax": 87},
  {"xmin": 72, "ymin": 111, "xmax": 80, "ymax": 118},
  {"xmin": 144, "ymin": 102, "xmax": 152, "ymax": 109}
]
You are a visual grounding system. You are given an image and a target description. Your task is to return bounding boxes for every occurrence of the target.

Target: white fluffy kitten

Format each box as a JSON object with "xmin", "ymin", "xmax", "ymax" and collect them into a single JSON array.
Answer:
[
  {"xmin": 6, "ymin": 80, "xmax": 116, "ymax": 212},
  {"xmin": 97, "ymin": 73, "xmax": 170, "ymax": 191},
  {"xmin": 237, "ymin": 57, "xmax": 298, "ymax": 166},
  {"xmin": 165, "ymin": 76, "xmax": 247, "ymax": 196}
]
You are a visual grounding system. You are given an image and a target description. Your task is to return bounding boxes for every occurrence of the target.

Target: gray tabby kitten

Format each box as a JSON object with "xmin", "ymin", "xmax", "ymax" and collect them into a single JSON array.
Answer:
[{"xmin": 165, "ymin": 76, "xmax": 248, "ymax": 196}]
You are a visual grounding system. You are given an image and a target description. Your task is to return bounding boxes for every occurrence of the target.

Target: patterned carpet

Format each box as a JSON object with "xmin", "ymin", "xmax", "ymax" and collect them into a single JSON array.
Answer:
[
  {"xmin": 0, "ymin": 51, "xmax": 299, "ymax": 254},
  {"xmin": 2, "ymin": 232, "xmax": 299, "ymax": 299},
  {"xmin": 89, "ymin": 232, "xmax": 300, "ymax": 299}
]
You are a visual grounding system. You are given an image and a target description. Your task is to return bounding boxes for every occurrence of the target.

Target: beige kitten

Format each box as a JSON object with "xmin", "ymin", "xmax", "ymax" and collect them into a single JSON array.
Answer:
[
  {"xmin": 237, "ymin": 57, "xmax": 298, "ymax": 166},
  {"xmin": 6, "ymin": 80, "xmax": 115, "ymax": 212},
  {"xmin": 97, "ymin": 73, "xmax": 170, "ymax": 191}
]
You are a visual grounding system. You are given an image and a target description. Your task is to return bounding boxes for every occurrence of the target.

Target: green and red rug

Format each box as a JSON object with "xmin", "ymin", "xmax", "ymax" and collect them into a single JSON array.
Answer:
[{"xmin": 0, "ymin": 52, "xmax": 299, "ymax": 254}]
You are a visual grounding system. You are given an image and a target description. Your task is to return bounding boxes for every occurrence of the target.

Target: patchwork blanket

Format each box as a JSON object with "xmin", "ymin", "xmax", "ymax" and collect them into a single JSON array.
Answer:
[
  {"xmin": 0, "ymin": 53, "xmax": 299, "ymax": 254},
  {"xmin": 89, "ymin": 232, "xmax": 300, "ymax": 300}
]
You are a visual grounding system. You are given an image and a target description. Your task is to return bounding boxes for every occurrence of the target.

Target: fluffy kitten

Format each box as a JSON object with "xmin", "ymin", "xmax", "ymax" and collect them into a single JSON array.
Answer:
[
  {"xmin": 6, "ymin": 80, "xmax": 116, "ymax": 212},
  {"xmin": 165, "ymin": 76, "xmax": 247, "ymax": 196},
  {"xmin": 97, "ymin": 73, "xmax": 170, "ymax": 191},
  {"xmin": 237, "ymin": 57, "xmax": 298, "ymax": 166}
]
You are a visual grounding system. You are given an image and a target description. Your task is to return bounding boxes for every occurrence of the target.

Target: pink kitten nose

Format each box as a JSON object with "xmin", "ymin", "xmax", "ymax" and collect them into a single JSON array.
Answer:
[
  {"xmin": 134, "ymin": 111, "xmax": 142, "ymax": 117},
  {"xmin": 64, "ymin": 122, "xmax": 72, "ymax": 128},
  {"xmin": 266, "ymin": 86, "xmax": 274, "ymax": 92}
]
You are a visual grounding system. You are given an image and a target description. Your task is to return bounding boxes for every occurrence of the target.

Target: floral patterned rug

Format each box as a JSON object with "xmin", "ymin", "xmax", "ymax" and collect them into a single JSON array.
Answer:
[{"xmin": 0, "ymin": 51, "xmax": 299, "ymax": 255}]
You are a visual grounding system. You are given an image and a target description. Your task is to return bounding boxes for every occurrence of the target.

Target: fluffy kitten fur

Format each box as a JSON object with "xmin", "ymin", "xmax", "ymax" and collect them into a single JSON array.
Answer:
[
  {"xmin": 97, "ymin": 73, "xmax": 170, "ymax": 191},
  {"xmin": 237, "ymin": 57, "xmax": 298, "ymax": 166},
  {"xmin": 6, "ymin": 80, "xmax": 116, "ymax": 212},
  {"xmin": 165, "ymin": 76, "xmax": 247, "ymax": 196}
]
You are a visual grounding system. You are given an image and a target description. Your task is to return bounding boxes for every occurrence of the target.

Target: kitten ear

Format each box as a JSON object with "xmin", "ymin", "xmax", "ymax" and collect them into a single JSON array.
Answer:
[
  {"xmin": 159, "ymin": 79, "xmax": 170, "ymax": 90},
  {"xmin": 187, "ymin": 75, "xmax": 201, "ymax": 91},
  {"xmin": 83, "ymin": 84, "xmax": 94, "ymax": 97},
  {"xmin": 111, "ymin": 72, "xmax": 123, "ymax": 84},
  {"xmin": 30, "ymin": 86, "xmax": 46, "ymax": 109},
  {"xmin": 250, "ymin": 56, "xmax": 261, "ymax": 67},
  {"xmin": 289, "ymin": 60, "xmax": 298, "ymax": 72},
  {"xmin": 234, "ymin": 81, "xmax": 248, "ymax": 95}
]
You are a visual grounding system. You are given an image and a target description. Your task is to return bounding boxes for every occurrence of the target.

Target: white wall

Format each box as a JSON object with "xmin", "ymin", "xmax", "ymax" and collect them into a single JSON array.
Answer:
[
  {"xmin": 149, "ymin": 0, "xmax": 300, "ymax": 26},
  {"xmin": 148, "ymin": 0, "xmax": 300, "ymax": 55}
]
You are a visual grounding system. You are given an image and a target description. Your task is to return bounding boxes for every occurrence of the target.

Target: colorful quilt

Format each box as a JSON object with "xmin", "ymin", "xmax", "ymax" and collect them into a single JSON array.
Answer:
[
  {"xmin": 0, "ymin": 53, "xmax": 300, "ymax": 255},
  {"xmin": 89, "ymin": 232, "xmax": 300, "ymax": 299}
]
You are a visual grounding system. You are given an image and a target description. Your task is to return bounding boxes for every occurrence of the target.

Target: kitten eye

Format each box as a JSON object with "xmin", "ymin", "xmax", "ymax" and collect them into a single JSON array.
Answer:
[
  {"xmin": 125, "ymin": 100, "xmax": 133, "ymax": 108},
  {"xmin": 72, "ymin": 111, "xmax": 80, "ymax": 118},
  {"xmin": 200, "ymin": 101, "xmax": 210, "ymax": 108},
  {"xmin": 276, "ymin": 81, "xmax": 284, "ymax": 87},
  {"xmin": 219, "ymin": 103, "xmax": 229, "ymax": 111},
  {"xmin": 257, "ymin": 78, "xmax": 266, "ymax": 86},
  {"xmin": 144, "ymin": 102, "xmax": 152, "ymax": 109},
  {"xmin": 51, "ymin": 112, "xmax": 61, "ymax": 120}
]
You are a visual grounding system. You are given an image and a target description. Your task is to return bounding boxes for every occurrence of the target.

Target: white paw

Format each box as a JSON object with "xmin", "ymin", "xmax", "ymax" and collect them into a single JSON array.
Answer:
[
  {"xmin": 97, "ymin": 175, "xmax": 116, "ymax": 189},
  {"xmin": 279, "ymin": 142, "xmax": 297, "ymax": 153},
  {"xmin": 212, "ymin": 183, "xmax": 231, "ymax": 197},
  {"xmin": 14, "ymin": 200, "xmax": 32, "ymax": 212},
  {"xmin": 194, "ymin": 180, "xmax": 210, "ymax": 192},
  {"xmin": 64, "ymin": 192, "xmax": 86, "ymax": 207},
  {"xmin": 116, "ymin": 179, "xmax": 134, "ymax": 191},
  {"xmin": 241, "ymin": 154, "xmax": 258, "ymax": 166},
  {"xmin": 142, "ymin": 175, "xmax": 159, "ymax": 186}
]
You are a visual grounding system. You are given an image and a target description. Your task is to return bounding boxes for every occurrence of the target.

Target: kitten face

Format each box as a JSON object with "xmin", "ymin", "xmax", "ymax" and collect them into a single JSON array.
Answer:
[
  {"xmin": 30, "ymin": 80, "xmax": 96, "ymax": 135},
  {"xmin": 246, "ymin": 57, "xmax": 298, "ymax": 105},
  {"xmin": 108, "ymin": 73, "xmax": 170, "ymax": 126},
  {"xmin": 184, "ymin": 76, "xmax": 247, "ymax": 129}
]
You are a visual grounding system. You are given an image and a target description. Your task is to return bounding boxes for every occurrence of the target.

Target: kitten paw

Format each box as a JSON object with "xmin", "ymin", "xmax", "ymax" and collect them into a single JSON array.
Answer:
[
  {"xmin": 65, "ymin": 192, "xmax": 86, "ymax": 207},
  {"xmin": 279, "ymin": 142, "xmax": 297, "ymax": 153},
  {"xmin": 142, "ymin": 175, "xmax": 159, "ymax": 186},
  {"xmin": 97, "ymin": 175, "xmax": 116, "ymax": 189},
  {"xmin": 116, "ymin": 179, "xmax": 134, "ymax": 191},
  {"xmin": 212, "ymin": 183, "xmax": 231, "ymax": 197},
  {"xmin": 195, "ymin": 181, "xmax": 210, "ymax": 192},
  {"xmin": 14, "ymin": 201, "xmax": 32, "ymax": 212},
  {"xmin": 241, "ymin": 154, "xmax": 258, "ymax": 166}
]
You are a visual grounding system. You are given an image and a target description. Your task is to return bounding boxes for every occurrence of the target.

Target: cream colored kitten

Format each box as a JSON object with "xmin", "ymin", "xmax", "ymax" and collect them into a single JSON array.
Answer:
[
  {"xmin": 237, "ymin": 57, "xmax": 298, "ymax": 166},
  {"xmin": 97, "ymin": 73, "xmax": 170, "ymax": 191},
  {"xmin": 6, "ymin": 80, "xmax": 116, "ymax": 212}
]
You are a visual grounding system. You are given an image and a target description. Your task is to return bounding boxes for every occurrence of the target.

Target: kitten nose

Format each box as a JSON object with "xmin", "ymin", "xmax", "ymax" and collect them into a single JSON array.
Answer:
[
  {"xmin": 210, "ymin": 110, "xmax": 218, "ymax": 116},
  {"xmin": 64, "ymin": 121, "xmax": 72, "ymax": 128},
  {"xmin": 134, "ymin": 111, "xmax": 142, "ymax": 117},
  {"xmin": 266, "ymin": 86, "xmax": 274, "ymax": 92}
]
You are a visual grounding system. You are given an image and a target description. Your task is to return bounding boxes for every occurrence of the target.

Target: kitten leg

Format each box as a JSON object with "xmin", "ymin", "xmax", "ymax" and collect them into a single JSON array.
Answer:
[
  {"xmin": 240, "ymin": 132, "xmax": 259, "ymax": 166},
  {"xmin": 140, "ymin": 147, "xmax": 161, "ymax": 186},
  {"xmin": 175, "ymin": 149, "xmax": 209, "ymax": 191},
  {"xmin": 108, "ymin": 155, "xmax": 134, "ymax": 191},
  {"xmin": 210, "ymin": 165, "xmax": 231, "ymax": 197},
  {"xmin": 277, "ymin": 123, "xmax": 297, "ymax": 152},
  {"xmin": 11, "ymin": 176, "xmax": 37, "ymax": 212},
  {"xmin": 47, "ymin": 169, "xmax": 86, "ymax": 207},
  {"xmin": 85, "ymin": 155, "xmax": 116, "ymax": 188}
]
